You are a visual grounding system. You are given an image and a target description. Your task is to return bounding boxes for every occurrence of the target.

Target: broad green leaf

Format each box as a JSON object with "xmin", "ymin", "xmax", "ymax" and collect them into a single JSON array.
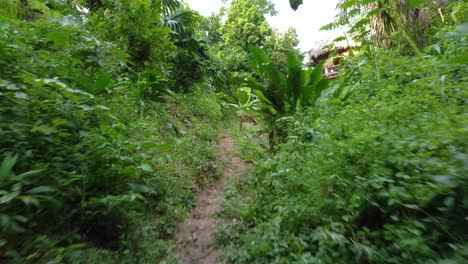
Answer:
[
  {"xmin": 248, "ymin": 45, "xmax": 272, "ymax": 65},
  {"xmin": 0, "ymin": 190, "xmax": 20, "ymax": 205},
  {"xmin": 308, "ymin": 61, "xmax": 326, "ymax": 88},
  {"xmin": 254, "ymin": 90, "xmax": 277, "ymax": 115},
  {"xmin": 74, "ymin": 72, "xmax": 93, "ymax": 93},
  {"xmin": 286, "ymin": 51, "xmax": 302, "ymax": 75},
  {"xmin": 138, "ymin": 163, "xmax": 152, "ymax": 172},
  {"xmin": 303, "ymin": 68, "xmax": 313, "ymax": 86},
  {"xmin": 247, "ymin": 47, "xmax": 285, "ymax": 108},
  {"xmin": 236, "ymin": 87, "xmax": 252, "ymax": 106},
  {"xmin": 243, "ymin": 77, "xmax": 264, "ymax": 90},
  {"xmin": 286, "ymin": 52, "xmax": 303, "ymax": 105},
  {"xmin": 140, "ymin": 141, "xmax": 159, "ymax": 150},
  {"xmin": 0, "ymin": 153, "xmax": 18, "ymax": 179},
  {"xmin": 130, "ymin": 184, "xmax": 153, "ymax": 194},
  {"xmin": 95, "ymin": 71, "xmax": 113, "ymax": 94},
  {"xmin": 13, "ymin": 215, "xmax": 28, "ymax": 223},
  {"xmin": 261, "ymin": 63, "xmax": 287, "ymax": 112},
  {"xmin": 254, "ymin": 89, "xmax": 272, "ymax": 105},
  {"xmin": 312, "ymin": 79, "xmax": 331, "ymax": 105},
  {"xmin": 339, "ymin": 85, "xmax": 353, "ymax": 100},
  {"xmin": 27, "ymin": 186, "xmax": 55, "ymax": 194},
  {"xmin": 402, "ymin": 204, "xmax": 421, "ymax": 210},
  {"xmin": 46, "ymin": 31, "xmax": 70, "ymax": 47},
  {"xmin": 302, "ymin": 61, "xmax": 326, "ymax": 103}
]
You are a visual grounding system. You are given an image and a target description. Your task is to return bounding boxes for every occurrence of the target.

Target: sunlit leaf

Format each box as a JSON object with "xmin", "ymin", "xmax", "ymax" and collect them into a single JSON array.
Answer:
[
  {"xmin": 95, "ymin": 71, "xmax": 113, "ymax": 94},
  {"xmin": 138, "ymin": 163, "xmax": 152, "ymax": 172},
  {"xmin": 0, "ymin": 153, "xmax": 18, "ymax": 179},
  {"xmin": 27, "ymin": 186, "xmax": 55, "ymax": 194}
]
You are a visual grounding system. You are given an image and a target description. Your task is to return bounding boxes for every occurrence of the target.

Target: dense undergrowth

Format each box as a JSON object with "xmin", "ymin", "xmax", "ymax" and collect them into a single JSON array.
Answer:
[
  {"xmin": 1, "ymin": 0, "xmax": 467, "ymax": 263},
  {"xmin": 0, "ymin": 2, "xmax": 223, "ymax": 262},
  {"xmin": 220, "ymin": 21, "xmax": 467, "ymax": 263}
]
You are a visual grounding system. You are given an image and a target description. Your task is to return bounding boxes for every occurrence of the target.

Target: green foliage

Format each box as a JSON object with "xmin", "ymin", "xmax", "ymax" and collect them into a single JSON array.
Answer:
[
  {"xmin": 323, "ymin": 0, "xmax": 448, "ymax": 50},
  {"xmin": 229, "ymin": 122, "xmax": 268, "ymax": 164},
  {"xmin": 200, "ymin": 12, "xmax": 224, "ymax": 44},
  {"xmin": 171, "ymin": 35, "xmax": 210, "ymax": 92},
  {"xmin": 163, "ymin": 6, "xmax": 199, "ymax": 34},
  {"xmin": 221, "ymin": 0, "xmax": 272, "ymax": 51},
  {"xmin": 2, "ymin": 0, "xmax": 466, "ymax": 263},
  {"xmin": 83, "ymin": 0, "xmax": 174, "ymax": 71},
  {"xmin": 242, "ymin": 46, "xmax": 329, "ymax": 127},
  {"xmin": 220, "ymin": 21, "xmax": 468, "ymax": 263},
  {"xmin": 226, "ymin": 87, "xmax": 260, "ymax": 130},
  {"xmin": 238, "ymin": 46, "xmax": 329, "ymax": 146},
  {"xmin": 0, "ymin": 4, "xmax": 223, "ymax": 262},
  {"xmin": 196, "ymin": 0, "xmax": 302, "ymax": 98},
  {"xmin": 264, "ymin": 27, "xmax": 301, "ymax": 75}
]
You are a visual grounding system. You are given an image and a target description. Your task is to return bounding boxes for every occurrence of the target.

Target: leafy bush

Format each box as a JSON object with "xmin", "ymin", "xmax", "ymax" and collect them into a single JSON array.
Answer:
[
  {"xmin": 0, "ymin": 10, "xmax": 223, "ymax": 263},
  {"xmin": 0, "ymin": 16, "xmax": 146, "ymax": 258},
  {"xmin": 171, "ymin": 35, "xmax": 210, "ymax": 92},
  {"xmin": 220, "ymin": 22, "xmax": 467, "ymax": 263},
  {"xmin": 240, "ymin": 46, "xmax": 329, "ymax": 147}
]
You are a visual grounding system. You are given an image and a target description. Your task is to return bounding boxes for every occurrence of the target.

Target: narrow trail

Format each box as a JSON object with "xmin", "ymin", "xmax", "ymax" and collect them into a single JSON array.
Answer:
[{"xmin": 174, "ymin": 133, "xmax": 247, "ymax": 264}]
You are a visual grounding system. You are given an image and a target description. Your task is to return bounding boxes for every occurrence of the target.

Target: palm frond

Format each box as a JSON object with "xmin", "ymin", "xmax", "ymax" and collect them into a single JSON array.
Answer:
[
  {"xmin": 163, "ymin": 8, "xmax": 199, "ymax": 34},
  {"xmin": 161, "ymin": 0, "xmax": 182, "ymax": 14}
]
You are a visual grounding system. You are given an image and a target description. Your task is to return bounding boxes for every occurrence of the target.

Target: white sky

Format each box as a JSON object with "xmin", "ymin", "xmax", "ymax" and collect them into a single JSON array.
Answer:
[{"xmin": 185, "ymin": 0, "xmax": 342, "ymax": 52}]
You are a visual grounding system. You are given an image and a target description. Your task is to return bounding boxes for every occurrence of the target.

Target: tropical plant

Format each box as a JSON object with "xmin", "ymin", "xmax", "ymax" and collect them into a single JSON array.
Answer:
[
  {"xmin": 239, "ymin": 45, "xmax": 329, "ymax": 146},
  {"xmin": 0, "ymin": 2, "xmax": 224, "ymax": 262},
  {"xmin": 171, "ymin": 31, "xmax": 210, "ymax": 92},
  {"xmin": 162, "ymin": 4, "xmax": 199, "ymax": 34},
  {"xmin": 220, "ymin": 14, "xmax": 468, "ymax": 263},
  {"xmin": 243, "ymin": 46, "xmax": 329, "ymax": 118},
  {"xmin": 323, "ymin": 0, "xmax": 442, "ymax": 49},
  {"xmin": 228, "ymin": 87, "xmax": 260, "ymax": 130},
  {"xmin": 158, "ymin": 0, "xmax": 208, "ymax": 92}
]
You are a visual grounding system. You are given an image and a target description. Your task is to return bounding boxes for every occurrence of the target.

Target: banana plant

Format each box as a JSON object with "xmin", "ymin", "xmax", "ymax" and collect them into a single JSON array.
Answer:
[
  {"xmin": 240, "ymin": 45, "xmax": 330, "ymax": 147},
  {"xmin": 228, "ymin": 87, "xmax": 260, "ymax": 130},
  {"xmin": 243, "ymin": 45, "xmax": 330, "ymax": 118}
]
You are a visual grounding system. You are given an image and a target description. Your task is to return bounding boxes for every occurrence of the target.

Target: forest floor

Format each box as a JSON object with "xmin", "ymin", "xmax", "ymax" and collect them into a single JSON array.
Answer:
[{"xmin": 174, "ymin": 132, "xmax": 248, "ymax": 264}]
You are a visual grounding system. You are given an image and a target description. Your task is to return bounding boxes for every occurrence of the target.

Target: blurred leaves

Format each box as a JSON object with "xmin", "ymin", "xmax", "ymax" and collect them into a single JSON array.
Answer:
[{"xmin": 289, "ymin": 0, "xmax": 303, "ymax": 11}]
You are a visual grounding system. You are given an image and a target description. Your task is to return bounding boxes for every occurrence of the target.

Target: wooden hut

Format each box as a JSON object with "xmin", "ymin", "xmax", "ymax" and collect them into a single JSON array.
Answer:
[{"xmin": 309, "ymin": 42, "xmax": 356, "ymax": 79}]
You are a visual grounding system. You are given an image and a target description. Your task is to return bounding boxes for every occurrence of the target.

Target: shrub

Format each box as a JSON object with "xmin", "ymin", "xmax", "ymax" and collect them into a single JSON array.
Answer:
[{"xmin": 220, "ymin": 22, "xmax": 467, "ymax": 263}]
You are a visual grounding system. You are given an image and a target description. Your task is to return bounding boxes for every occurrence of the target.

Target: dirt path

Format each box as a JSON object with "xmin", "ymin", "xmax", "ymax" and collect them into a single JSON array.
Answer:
[{"xmin": 174, "ymin": 133, "xmax": 246, "ymax": 264}]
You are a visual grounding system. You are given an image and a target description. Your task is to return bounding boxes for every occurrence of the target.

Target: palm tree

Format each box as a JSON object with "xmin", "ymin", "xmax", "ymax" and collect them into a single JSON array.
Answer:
[
  {"xmin": 337, "ymin": 0, "xmax": 431, "ymax": 47},
  {"xmin": 162, "ymin": 5, "xmax": 199, "ymax": 35}
]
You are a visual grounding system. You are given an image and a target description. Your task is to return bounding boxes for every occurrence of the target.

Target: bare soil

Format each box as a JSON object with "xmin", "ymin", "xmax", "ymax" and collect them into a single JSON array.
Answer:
[{"xmin": 174, "ymin": 133, "xmax": 246, "ymax": 264}]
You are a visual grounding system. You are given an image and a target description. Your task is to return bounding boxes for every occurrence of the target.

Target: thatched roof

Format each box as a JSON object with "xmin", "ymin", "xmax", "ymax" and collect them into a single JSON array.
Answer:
[{"xmin": 309, "ymin": 39, "xmax": 358, "ymax": 66}]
